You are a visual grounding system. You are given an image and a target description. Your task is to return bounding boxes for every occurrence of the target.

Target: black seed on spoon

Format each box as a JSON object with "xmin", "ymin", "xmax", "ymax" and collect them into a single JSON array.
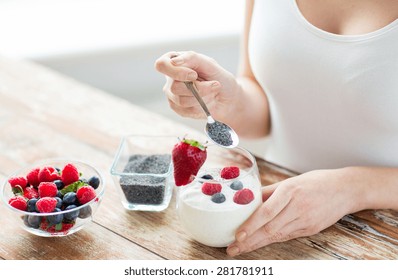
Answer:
[{"xmin": 207, "ymin": 121, "xmax": 233, "ymax": 147}]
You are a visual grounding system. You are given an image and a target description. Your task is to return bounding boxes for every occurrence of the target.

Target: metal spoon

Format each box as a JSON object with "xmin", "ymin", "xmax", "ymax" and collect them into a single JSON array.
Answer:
[{"xmin": 184, "ymin": 81, "xmax": 239, "ymax": 148}]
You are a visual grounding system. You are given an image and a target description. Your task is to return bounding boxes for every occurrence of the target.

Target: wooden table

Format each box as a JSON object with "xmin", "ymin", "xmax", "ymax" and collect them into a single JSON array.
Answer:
[{"xmin": 0, "ymin": 56, "xmax": 397, "ymax": 260}]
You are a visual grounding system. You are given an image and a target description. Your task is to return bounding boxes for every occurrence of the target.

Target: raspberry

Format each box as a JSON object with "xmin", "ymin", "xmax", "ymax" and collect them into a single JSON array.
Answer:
[
  {"xmin": 8, "ymin": 176, "xmax": 28, "ymax": 189},
  {"xmin": 220, "ymin": 166, "xmax": 240, "ymax": 179},
  {"xmin": 26, "ymin": 167, "xmax": 40, "ymax": 187},
  {"xmin": 201, "ymin": 182, "xmax": 222, "ymax": 196},
  {"xmin": 233, "ymin": 188, "xmax": 254, "ymax": 205},
  {"xmin": 61, "ymin": 163, "xmax": 80, "ymax": 186},
  {"xmin": 36, "ymin": 197, "xmax": 58, "ymax": 213},
  {"xmin": 8, "ymin": 196, "xmax": 27, "ymax": 211},
  {"xmin": 23, "ymin": 187, "xmax": 39, "ymax": 199},
  {"xmin": 41, "ymin": 221, "xmax": 74, "ymax": 233},
  {"xmin": 76, "ymin": 185, "xmax": 96, "ymax": 205},
  {"xmin": 38, "ymin": 166, "xmax": 61, "ymax": 183},
  {"xmin": 38, "ymin": 182, "xmax": 58, "ymax": 197}
]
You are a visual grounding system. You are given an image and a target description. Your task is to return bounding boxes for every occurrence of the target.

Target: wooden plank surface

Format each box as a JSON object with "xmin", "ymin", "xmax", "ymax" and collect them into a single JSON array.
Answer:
[{"xmin": 0, "ymin": 56, "xmax": 397, "ymax": 260}]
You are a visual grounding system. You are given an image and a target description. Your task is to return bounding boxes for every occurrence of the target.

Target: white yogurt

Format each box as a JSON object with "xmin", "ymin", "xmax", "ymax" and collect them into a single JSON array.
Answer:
[{"xmin": 177, "ymin": 169, "xmax": 262, "ymax": 247}]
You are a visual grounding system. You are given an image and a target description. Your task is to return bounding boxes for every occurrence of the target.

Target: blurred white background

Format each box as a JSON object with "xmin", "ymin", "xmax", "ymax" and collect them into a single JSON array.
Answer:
[{"xmin": 0, "ymin": 0, "xmax": 267, "ymax": 156}]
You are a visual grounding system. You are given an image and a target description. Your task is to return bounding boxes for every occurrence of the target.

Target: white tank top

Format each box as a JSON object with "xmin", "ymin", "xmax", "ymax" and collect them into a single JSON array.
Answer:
[{"xmin": 249, "ymin": 0, "xmax": 398, "ymax": 173}]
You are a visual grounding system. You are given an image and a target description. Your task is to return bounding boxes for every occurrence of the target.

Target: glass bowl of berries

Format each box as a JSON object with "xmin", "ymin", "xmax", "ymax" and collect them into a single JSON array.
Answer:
[{"xmin": 1, "ymin": 159, "xmax": 105, "ymax": 237}]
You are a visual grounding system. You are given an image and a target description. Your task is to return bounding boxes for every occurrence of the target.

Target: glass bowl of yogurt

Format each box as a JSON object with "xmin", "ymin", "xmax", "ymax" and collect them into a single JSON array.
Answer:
[{"xmin": 176, "ymin": 145, "xmax": 262, "ymax": 247}]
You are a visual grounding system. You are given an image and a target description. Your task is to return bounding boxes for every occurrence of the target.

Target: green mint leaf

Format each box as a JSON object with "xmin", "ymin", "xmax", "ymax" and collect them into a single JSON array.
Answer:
[
  {"xmin": 12, "ymin": 186, "xmax": 24, "ymax": 196},
  {"xmin": 55, "ymin": 223, "xmax": 63, "ymax": 231},
  {"xmin": 60, "ymin": 181, "xmax": 86, "ymax": 195}
]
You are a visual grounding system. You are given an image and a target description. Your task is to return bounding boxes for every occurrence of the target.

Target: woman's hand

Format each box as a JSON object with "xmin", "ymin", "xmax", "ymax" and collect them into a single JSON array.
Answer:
[
  {"xmin": 227, "ymin": 168, "xmax": 368, "ymax": 256},
  {"xmin": 154, "ymin": 51, "xmax": 241, "ymax": 121}
]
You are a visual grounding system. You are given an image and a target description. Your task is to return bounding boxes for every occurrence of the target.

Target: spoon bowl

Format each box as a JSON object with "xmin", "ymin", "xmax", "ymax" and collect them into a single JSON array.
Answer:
[{"xmin": 184, "ymin": 81, "xmax": 239, "ymax": 148}]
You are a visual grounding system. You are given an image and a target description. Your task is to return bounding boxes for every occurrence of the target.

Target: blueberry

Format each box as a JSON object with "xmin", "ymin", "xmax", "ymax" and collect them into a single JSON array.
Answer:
[
  {"xmin": 63, "ymin": 192, "xmax": 77, "ymax": 206},
  {"xmin": 56, "ymin": 191, "xmax": 64, "ymax": 199},
  {"xmin": 27, "ymin": 215, "xmax": 41, "ymax": 228},
  {"xmin": 47, "ymin": 208, "xmax": 64, "ymax": 225},
  {"xmin": 55, "ymin": 197, "xmax": 63, "ymax": 209},
  {"xmin": 88, "ymin": 176, "xmax": 100, "ymax": 189},
  {"xmin": 201, "ymin": 174, "xmax": 214, "ymax": 180},
  {"xmin": 27, "ymin": 198, "xmax": 38, "ymax": 212},
  {"xmin": 78, "ymin": 205, "xmax": 92, "ymax": 219},
  {"xmin": 230, "ymin": 181, "xmax": 243, "ymax": 191},
  {"xmin": 64, "ymin": 205, "xmax": 79, "ymax": 221},
  {"xmin": 211, "ymin": 193, "xmax": 226, "ymax": 204},
  {"xmin": 53, "ymin": 180, "xmax": 64, "ymax": 190},
  {"xmin": 23, "ymin": 215, "xmax": 30, "ymax": 227},
  {"xmin": 80, "ymin": 178, "xmax": 89, "ymax": 184}
]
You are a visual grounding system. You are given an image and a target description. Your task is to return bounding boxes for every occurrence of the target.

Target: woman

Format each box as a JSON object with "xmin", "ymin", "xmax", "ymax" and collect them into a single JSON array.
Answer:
[{"xmin": 155, "ymin": 0, "xmax": 398, "ymax": 256}]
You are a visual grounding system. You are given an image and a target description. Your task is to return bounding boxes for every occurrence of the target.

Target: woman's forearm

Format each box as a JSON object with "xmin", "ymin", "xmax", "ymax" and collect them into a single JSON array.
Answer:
[
  {"xmin": 221, "ymin": 76, "xmax": 270, "ymax": 138},
  {"xmin": 341, "ymin": 166, "xmax": 398, "ymax": 212}
]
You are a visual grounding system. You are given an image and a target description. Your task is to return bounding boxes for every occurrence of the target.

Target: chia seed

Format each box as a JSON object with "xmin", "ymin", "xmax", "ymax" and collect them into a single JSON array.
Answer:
[
  {"xmin": 207, "ymin": 121, "xmax": 233, "ymax": 147},
  {"xmin": 120, "ymin": 154, "xmax": 171, "ymax": 205}
]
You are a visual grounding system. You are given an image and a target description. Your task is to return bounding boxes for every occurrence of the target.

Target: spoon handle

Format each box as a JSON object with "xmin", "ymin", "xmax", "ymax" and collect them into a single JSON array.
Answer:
[{"xmin": 184, "ymin": 81, "xmax": 212, "ymax": 118}]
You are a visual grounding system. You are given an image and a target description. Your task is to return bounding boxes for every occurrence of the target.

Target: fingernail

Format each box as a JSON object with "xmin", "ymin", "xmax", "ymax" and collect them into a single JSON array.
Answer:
[
  {"xmin": 186, "ymin": 71, "xmax": 197, "ymax": 80},
  {"xmin": 227, "ymin": 246, "xmax": 240, "ymax": 256},
  {"xmin": 171, "ymin": 56, "xmax": 184, "ymax": 65},
  {"xmin": 236, "ymin": 231, "xmax": 247, "ymax": 242}
]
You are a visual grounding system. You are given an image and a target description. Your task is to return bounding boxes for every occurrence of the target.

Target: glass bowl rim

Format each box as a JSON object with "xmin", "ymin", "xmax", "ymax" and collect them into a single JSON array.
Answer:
[
  {"xmin": 110, "ymin": 134, "xmax": 177, "ymax": 177},
  {"xmin": 188, "ymin": 145, "xmax": 257, "ymax": 184},
  {"xmin": 1, "ymin": 157, "xmax": 105, "ymax": 216},
  {"xmin": 109, "ymin": 135, "xmax": 258, "ymax": 183}
]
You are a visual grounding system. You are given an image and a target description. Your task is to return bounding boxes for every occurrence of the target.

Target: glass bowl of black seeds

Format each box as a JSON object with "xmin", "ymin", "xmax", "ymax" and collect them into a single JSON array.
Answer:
[{"xmin": 110, "ymin": 135, "xmax": 176, "ymax": 211}]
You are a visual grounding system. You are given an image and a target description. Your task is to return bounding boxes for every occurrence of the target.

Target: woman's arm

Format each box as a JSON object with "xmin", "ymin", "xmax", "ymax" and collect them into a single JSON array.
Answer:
[
  {"xmin": 232, "ymin": 0, "xmax": 270, "ymax": 138},
  {"xmin": 344, "ymin": 166, "xmax": 398, "ymax": 211}
]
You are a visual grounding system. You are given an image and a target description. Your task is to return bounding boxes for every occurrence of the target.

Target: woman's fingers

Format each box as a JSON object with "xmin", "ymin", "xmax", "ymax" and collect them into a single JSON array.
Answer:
[
  {"xmin": 262, "ymin": 183, "xmax": 278, "ymax": 202},
  {"xmin": 165, "ymin": 80, "xmax": 221, "ymax": 107},
  {"xmin": 227, "ymin": 206, "xmax": 302, "ymax": 256},
  {"xmin": 234, "ymin": 185, "xmax": 292, "ymax": 243},
  {"xmin": 170, "ymin": 51, "xmax": 222, "ymax": 78},
  {"xmin": 166, "ymin": 79, "xmax": 221, "ymax": 97},
  {"xmin": 227, "ymin": 227, "xmax": 307, "ymax": 257},
  {"xmin": 156, "ymin": 51, "xmax": 222, "ymax": 81},
  {"xmin": 227, "ymin": 183, "xmax": 290, "ymax": 255},
  {"xmin": 155, "ymin": 50, "xmax": 235, "ymax": 120},
  {"xmin": 155, "ymin": 51, "xmax": 198, "ymax": 81}
]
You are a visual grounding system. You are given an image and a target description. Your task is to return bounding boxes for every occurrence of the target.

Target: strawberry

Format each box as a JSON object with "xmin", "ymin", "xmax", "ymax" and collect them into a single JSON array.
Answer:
[
  {"xmin": 172, "ymin": 138, "xmax": 207, "ymax": 186},
  {"xmin": 61, "ymin": 163, "xmax": 80, "ymax": 186},
  {"xmin": 220, "ymin": 166, "xmax": 240, "ymax": 179},
  {"xmin": 76, "ymin": 185, "xmax": 96, "ymax": 204},
  {"xmin": 38, "ymin": 166, "xmax": 61, "ymax": 183},
  {"xmin": 26, "ymin": 167, "xmax": 40, "ymax": 187},
  {"xmin": 23, "ymin": 187, "xmax": 39, "ymax": 199},
  {"xmin": 8, "ymin": 176, "xmax": 28, "ymax": 190},
  {"xmin": 201, "ymin": 182, "xmax": 222, "ymax": 196},
  {"xmin": 38, "ymin": 182, "xmax": 58, "ymax": 197},
  {"xmin": 8, "ymin": 196, "xmax": 27, "ymax": 211},
  {"xmin": 233, "ymin": 188, "xmax": 255, "ymax": 205}
]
